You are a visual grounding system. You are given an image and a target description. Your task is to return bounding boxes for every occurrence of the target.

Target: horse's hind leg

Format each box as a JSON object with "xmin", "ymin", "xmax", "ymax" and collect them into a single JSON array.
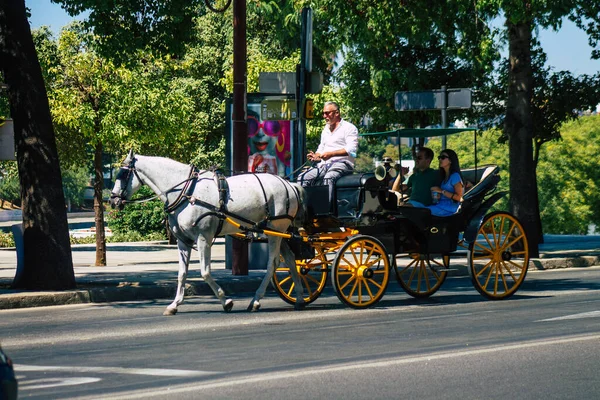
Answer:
[
  {"xmin": 197, "ymin": 236, "xmax": 234, "ymax": 312},
  {"xmin": 281, "ymin": 240, "xmax": 306, "ymax": 310},
  {"xmin": 164, "ymin": 241, "xmax": 192, "ymax": 316},
  {"xmin": 248, "ymin": 238, "xmax": 305, "ymax": 311}
]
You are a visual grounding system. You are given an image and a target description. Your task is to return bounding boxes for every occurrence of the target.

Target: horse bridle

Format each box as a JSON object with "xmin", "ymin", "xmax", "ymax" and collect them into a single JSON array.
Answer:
[
  {"xmin": 110, "ymin": 157, "xmax": 145, "ymax": 208},
  {"xmin": 110, "ymin": 158, "xmax": 202, "ymax": 210}
]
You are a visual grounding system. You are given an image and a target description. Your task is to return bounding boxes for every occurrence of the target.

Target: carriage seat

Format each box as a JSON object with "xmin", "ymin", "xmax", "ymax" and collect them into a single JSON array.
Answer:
[
  {"xmin": 462, "ymin": 165, "xmax": 499, "ymax": 201},
  {"xmin": 335, "ymin": 172, "xmax": 378, "ymax": 188},
  {"xmin": 336, "ymin": 173, "xmax": 385, "ymax": 221}
]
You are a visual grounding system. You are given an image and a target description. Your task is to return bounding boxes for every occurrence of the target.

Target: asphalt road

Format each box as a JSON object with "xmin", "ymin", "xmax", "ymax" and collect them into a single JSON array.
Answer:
[{"xmin": 2, "ymin": 267, "xmax": 600, "ymax": 399}]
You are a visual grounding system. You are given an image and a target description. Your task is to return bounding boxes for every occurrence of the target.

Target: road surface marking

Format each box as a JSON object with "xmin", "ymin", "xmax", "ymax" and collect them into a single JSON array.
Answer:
[
  {"xmin": 18, "ymin": 377, "xmax": 101, "ymax": 390},
  {"xmin": 537, "ymin": 310, "xmax": 600, "ymax": 322},
  {"xmin": 81, "ymin": 333, "xmax": 600, "ymax": 400},
  {"xmin": 15, "ymin": 364, "xmax": 217, "ymax": 377}
]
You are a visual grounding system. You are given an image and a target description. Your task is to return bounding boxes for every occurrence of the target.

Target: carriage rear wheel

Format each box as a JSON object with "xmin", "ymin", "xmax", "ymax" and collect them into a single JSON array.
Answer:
[
  {"xmin": 331, "ymin": 235, "xmax": 390, "ymax": 308},
  {"xmin": 394, "ymin": 253, "xmax": 449, "ymax": 298},
  {"xmin": 468, "ymin": 211, "xmax": 529, "ymax": 299},
  {"xmin": 272, "ymin": 245, "xmax": 332, "ymax": 305}
]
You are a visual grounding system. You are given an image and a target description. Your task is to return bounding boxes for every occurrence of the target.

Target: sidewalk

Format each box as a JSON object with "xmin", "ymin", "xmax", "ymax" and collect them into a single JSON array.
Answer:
[{"xmin": 1, "ymin": 235, "xmax": 599, "ymax": 310}]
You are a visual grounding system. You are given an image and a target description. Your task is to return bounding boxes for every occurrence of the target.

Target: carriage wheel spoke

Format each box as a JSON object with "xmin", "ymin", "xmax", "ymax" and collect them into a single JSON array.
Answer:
[
  {"xmin": 339, "ymin": 274, "xmax": 356, "ymax": 291},
  {"xmin": 505, "ymin": 234, "xmax": 525, "ymax": 249},
  {"xmin": 483, "ymin": 262, "xmax": 497, "ymax": 291},
  {"xmin": 305, "ymin": 274, "xmax": 323, "ymax": 286},
  {"xmin": 300, "ymin": 276, "xmax": 314, "ymax": 297},
  {"xmin": 348, "ymin": 279, "xmax": 359, "ymax": 298},
  {"xmin": 285, "ymin": 282, "xmax": 296, "ymax": 297},
  {"xmin": 474, "ymin": 240, "xmax": 494, "ymax": 256},
  {"xmin": 363, "ymin": 279, "xmax": 376, "ymax": 300},
  {"xmin": 475, "ymin": 260, "xmax": 493, "ymax": 278},
  {"xmin": 506, "ymin": 259, "xmax": 525, "ymax": 271},
  {"xmin": 497, "ymin": 263, "xmax": 510, "ymax": 292},
  {"xmin": 421, "ymin": 261, "xmax": 432, "ymax": 291},
  {"xmin": 279, "ymin": 275, "xmax": 292, "ymax": 286}
]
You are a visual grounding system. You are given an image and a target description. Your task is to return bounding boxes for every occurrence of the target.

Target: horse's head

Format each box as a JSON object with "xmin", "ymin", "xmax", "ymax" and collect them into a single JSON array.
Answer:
[{"xmin": 110, "ymin": 150, "xmax": 144, "ymax": 210}]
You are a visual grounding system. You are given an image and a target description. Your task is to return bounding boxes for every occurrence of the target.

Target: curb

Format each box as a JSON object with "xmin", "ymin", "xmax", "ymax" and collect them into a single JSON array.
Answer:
[
  {"xmin": 0, "ymin": 277, "xmax": 265, "ymax": 310},
  {"xmin": 1, "ymin": 256, "xmax": 599, "ymax": 310},
  {"xmin": 530, "ymin": 255, "xmax": 600, "ymax": 270}
]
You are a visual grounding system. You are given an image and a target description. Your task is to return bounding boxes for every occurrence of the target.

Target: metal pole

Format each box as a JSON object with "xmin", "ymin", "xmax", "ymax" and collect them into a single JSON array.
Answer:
[
  {"xmin": 231, "ymin": 0, "xmax": 248, "ymax": 275},
  {"xmin": 441, "ymin": 85, "xmax": 448, "ymax": 149},
  {"xmin": 296, "ymin": 7, "xmax": 310, "ymax": 179}
]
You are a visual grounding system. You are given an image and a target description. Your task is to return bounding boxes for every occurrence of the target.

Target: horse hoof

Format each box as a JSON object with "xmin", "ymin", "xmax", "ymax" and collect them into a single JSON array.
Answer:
[
  {"xmin": 294, "ymin": 301, "xmax": 306, "ymax": 311},
  {"xmin": 163, "ymin": 308, "xmax": 178, "ymax": 316},
  {"xmin": 247, "ymin": 301, "xmax": 260, "ymax": 312},
  {"xmin": 223, "ymin": 299, "xmax": 234, "ymax": 312}
]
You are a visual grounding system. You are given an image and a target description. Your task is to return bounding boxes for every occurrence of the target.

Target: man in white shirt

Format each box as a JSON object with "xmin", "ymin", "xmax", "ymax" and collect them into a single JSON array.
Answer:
[{"xmin": 298, "ymin": 101, "xmax": 358, "ymax": 200}]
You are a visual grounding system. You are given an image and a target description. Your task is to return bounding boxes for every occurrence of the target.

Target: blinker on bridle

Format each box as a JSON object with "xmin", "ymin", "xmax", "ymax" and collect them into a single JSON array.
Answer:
[{"xmin": 111, "ymin": 157, "xmax": 144, "ymax": 205}]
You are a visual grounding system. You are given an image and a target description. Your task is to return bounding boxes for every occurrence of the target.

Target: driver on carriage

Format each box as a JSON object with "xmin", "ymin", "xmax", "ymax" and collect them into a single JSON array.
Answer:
[{"xmin": 298, "ymin": 101, "xmax": 359, "ymax": 201}]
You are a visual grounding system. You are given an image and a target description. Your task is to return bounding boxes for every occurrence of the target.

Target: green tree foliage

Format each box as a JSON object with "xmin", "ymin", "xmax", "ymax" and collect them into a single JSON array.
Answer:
[
  {"xmin": 316, "ymin": 0, "xmax": 496, "ymax": 130},
  {"xmin": 106, "ymin": 186, "xmax": 166, "ymax": 239},
  {"xmin": 61, "ymin": 165, "xmax": 90, "ymax": 211},
  {"xmin": 0, "ymin": 161, "xmax": 20, "ymax": 207},
  {"xmin": 35, "ymin": 23, "xmax": 205, "ymax": 265},
  {"xmin": 537, "ymin": 114, "xmax": 600, "ymax": 234}
]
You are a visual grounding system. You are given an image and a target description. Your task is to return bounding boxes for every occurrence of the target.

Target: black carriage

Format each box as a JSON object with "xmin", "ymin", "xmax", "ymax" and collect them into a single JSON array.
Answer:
[{"xmin": 273, "ymin": 128, "xmax": 529, "ymax": 308}]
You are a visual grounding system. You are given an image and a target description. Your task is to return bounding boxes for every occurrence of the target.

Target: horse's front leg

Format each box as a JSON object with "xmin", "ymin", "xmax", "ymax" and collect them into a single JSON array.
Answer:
[
  {"xmin": 197, "ymin": 235, "xmax": 234, "ymax": 312},
  {"xmin": 164, "ymin": 240, "xmax": 192, "ymax": 316}
]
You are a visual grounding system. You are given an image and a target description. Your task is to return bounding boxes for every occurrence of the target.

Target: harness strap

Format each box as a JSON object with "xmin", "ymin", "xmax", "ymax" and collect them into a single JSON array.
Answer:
[
  {"xmin": 252, "ymin": 174, "xmax": 270, "ymax": 228},
  {"xmin": 213, "ymin": 169, "xmax": 229, "ymax": 237},
  {"xmin": 189, "ymin": 173, "xmax": 298, "ymax": 236},
  {"xmin": 165, "ymin": 165, "xmax": 199, "ymax": 214}
]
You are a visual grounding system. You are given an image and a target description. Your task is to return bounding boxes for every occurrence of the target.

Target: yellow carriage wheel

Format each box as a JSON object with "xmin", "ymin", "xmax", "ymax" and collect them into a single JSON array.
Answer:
[
  {"xmin": 394, "ymin": 253, "xmax": 449, "ymax": 298},
  {"xmin": 272, "ymin": 245, "xmax": 332, "ymax": 305},
  {"xmin": 468, "ymin": 212, "xmax": 529, "ymax": 299},
  {"xmin": 331, "ymin": 235, "xmax": 390, "ymax": 308}
]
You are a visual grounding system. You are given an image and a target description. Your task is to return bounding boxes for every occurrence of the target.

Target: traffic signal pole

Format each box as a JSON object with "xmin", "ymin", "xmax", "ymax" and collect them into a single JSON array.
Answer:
[{"xmin": 231, "ymin": 0, "xmax": 248, "ymax": 275}]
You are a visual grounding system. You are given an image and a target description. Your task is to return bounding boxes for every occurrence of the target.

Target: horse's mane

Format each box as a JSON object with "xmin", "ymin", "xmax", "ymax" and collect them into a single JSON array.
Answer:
[{"xmin": 136, "ymin": 155, "xmax": 187, "ymax": 169}]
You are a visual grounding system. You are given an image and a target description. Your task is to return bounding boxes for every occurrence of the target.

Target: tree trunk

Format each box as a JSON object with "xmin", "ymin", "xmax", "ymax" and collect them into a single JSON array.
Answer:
[
  {"xmin": 93, "ymin": 141, "xmax": 107, "ymax": 266},
  {"xmin": 0, "ymin": 0, "xmax": 75, "ymax": 289},
  {"xmin": 505, "ymin": 17, "xmax": 540, "ymax": 257}
]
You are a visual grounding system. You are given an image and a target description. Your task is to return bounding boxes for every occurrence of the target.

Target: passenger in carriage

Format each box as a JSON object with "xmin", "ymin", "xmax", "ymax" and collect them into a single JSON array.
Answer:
[
  {"xmin": 391, "ymin": 146, "xmax": 441, "ymax": 207},
  {"xmin": 428, "ymin": 149, "xmax": 464, "ymax": 217},
  {"xmin": 298, "ymin": 101, "xmax": 359, "ymax": 199}
]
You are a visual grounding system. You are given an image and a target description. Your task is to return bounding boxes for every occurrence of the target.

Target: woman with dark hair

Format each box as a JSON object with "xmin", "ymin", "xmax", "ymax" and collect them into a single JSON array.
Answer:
[{"xmin": 428, "ymin": 149, "xmax": 464, "ymax": 216}]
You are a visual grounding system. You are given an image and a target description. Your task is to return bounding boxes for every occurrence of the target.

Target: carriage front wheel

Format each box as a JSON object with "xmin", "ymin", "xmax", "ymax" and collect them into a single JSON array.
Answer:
[
  {"xmin": 331, "ymin": 235, "xmax": 390, "ymax": 308},
  {"xmin": 272, "ymin": 245, "xmax": 331, "ymax": 305},
  {"xmin": 468, "ymin": 211, "xmax": 529, "ymax": 299}
]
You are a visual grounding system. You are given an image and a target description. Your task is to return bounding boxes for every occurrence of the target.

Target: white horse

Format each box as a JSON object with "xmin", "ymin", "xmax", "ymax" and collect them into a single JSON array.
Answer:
[{"xmin": 109, "ymin": 151, "xmax": 306, "ymax": 315}]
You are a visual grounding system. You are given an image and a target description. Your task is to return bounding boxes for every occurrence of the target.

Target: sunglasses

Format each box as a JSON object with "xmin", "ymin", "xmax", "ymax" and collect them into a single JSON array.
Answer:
[
  {"xmin": 247, "ymin": 116, "xmax": 281, "ymax": 137},
  {"xmin": 414, "ymin": 156, "xmax": 424, "ymax": 161},
  {"xmin": 322, "ymin": 110, "xmax": 337, "ymax": 116},
  {"xmin": 438, "ymin": 155, "xmax": 449, "ymax": 160}
]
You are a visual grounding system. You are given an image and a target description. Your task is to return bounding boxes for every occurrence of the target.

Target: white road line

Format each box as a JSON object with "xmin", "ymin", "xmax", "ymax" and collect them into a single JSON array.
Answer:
[
  {"xmin": 19, "ymin": 377, "xmax": 101, "ymax": 390},
  {"xmin": 79, "ymin": 333, "xmax": 600, "ymax": 400},
  {"xmin": 537, "ymin": 310, "xmax": 600, "ymax": 322},
  {"xmin": 15, "ymin": 364, "xmax": 217, "ymax": 377}
]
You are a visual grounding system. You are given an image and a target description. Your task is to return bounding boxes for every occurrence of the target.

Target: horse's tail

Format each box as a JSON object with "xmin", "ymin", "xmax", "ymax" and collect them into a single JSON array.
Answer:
[{"xmin": 290, "ymin": 182, "xmax": 307, "ymax": 228}]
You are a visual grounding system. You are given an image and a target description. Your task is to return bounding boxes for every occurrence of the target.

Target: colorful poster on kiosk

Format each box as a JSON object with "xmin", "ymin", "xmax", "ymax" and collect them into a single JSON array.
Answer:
[{"xmin": 226, "ymin": 94, "xmax": 296, "ymax": 178}]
